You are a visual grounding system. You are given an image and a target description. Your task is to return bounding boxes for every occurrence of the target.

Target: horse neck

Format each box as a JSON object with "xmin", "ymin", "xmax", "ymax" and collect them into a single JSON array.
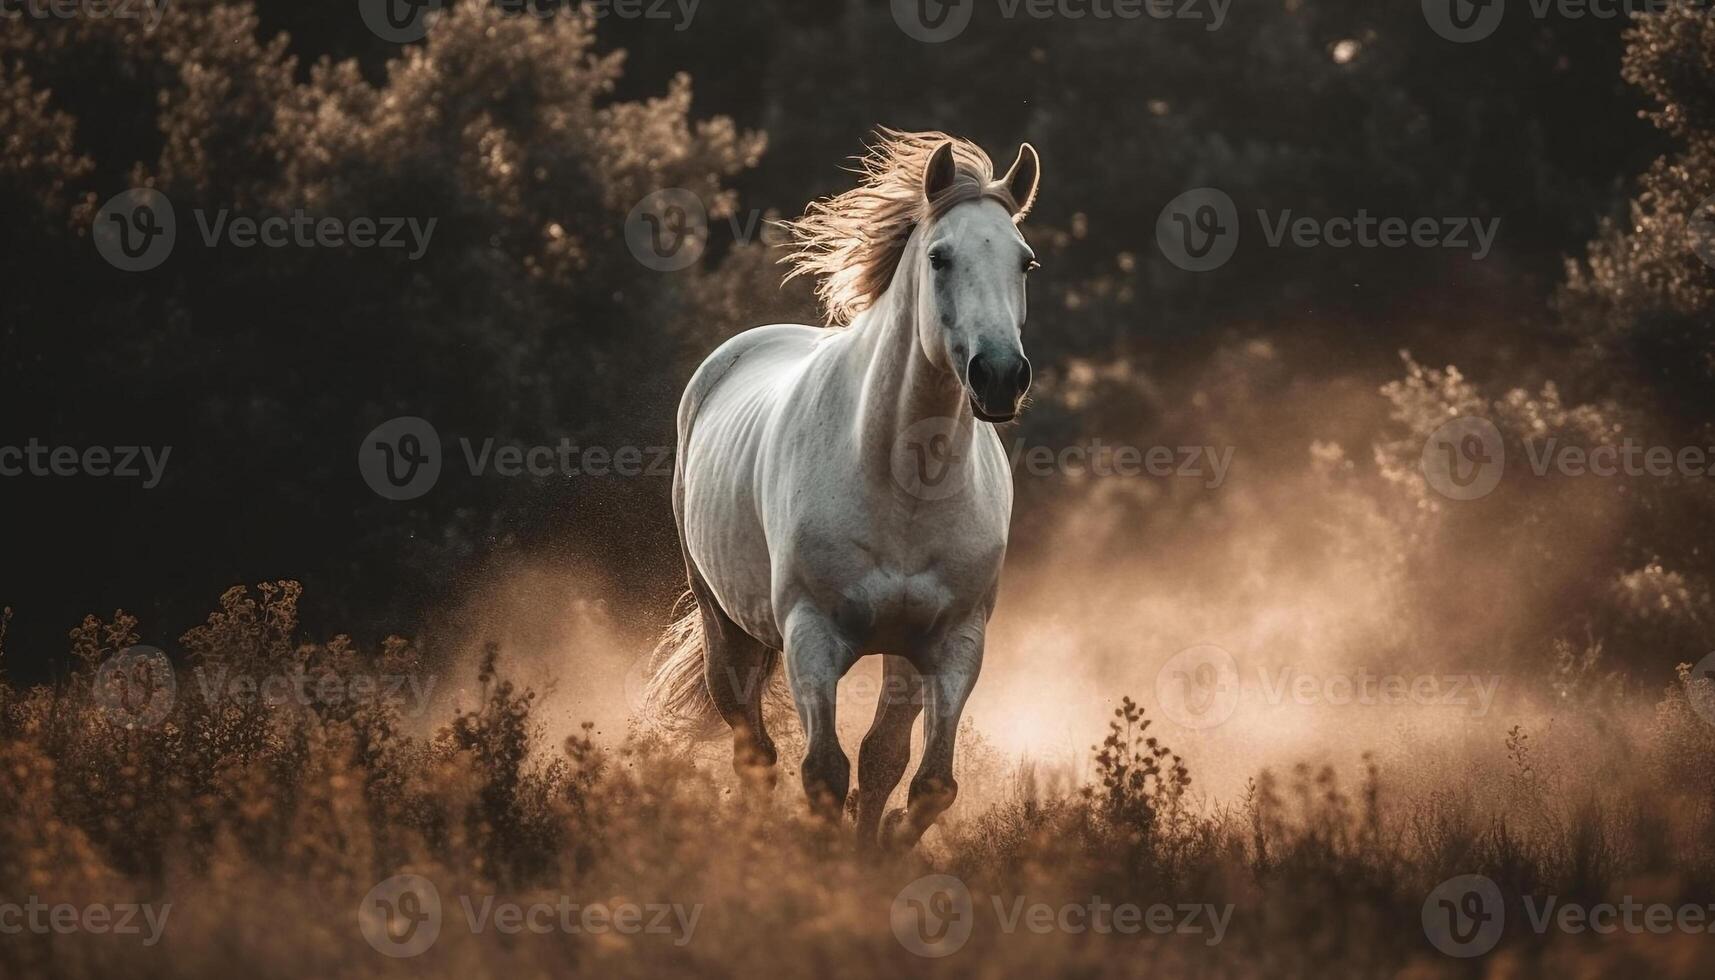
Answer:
[{"xmin": 846, "ymin": 234, "xmax": 976, "ymax": 466}]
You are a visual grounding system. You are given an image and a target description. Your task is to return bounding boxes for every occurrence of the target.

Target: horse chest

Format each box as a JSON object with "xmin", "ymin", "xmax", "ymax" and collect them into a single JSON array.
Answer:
[{"xmin": 782, "ymin": 496, "xmax": 1006, "ymax": 645}]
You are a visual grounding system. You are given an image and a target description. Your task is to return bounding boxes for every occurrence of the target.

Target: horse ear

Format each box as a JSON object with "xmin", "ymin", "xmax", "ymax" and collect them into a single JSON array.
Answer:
[
  {"xmin": 1002, "ymin": 143, "xmax": 1041, "ymax": 217},
  {"xmin": 923, "ymin": 141, "xmax": 958, "ymax": 201}
]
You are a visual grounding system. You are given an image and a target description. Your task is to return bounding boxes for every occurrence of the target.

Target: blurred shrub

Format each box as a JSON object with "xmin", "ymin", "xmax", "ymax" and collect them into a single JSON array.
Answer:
[
  {"xmin": 0, "ymin": 2, "xmax": 780, "ymax": 645},
  {"xmin": 1372, "ymin": 353, "xmax": 1715, "ymax": 678},
  {"xmin": 1563, "ymin": 1, "xmax": 1715, "ymax": 422},
  {"xmin": 5, "ymin": 584, "xmax": 1714, "ymax": 976}
]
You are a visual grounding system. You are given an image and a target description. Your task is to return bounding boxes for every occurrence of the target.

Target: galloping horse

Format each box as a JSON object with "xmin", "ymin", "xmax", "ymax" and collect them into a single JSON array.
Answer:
[{"xmin": 646, "ymin": 130, "xmax": 1040, "ymax": 849}]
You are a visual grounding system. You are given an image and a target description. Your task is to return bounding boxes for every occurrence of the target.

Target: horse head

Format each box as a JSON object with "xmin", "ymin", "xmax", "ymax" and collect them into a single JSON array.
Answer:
[{"xmin": 914, "ymin": 140, "xmax": 1041, "ymax": 423}]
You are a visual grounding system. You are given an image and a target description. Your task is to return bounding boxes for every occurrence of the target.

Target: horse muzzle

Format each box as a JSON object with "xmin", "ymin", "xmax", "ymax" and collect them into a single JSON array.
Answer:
[{"xmin": 966, "ymin": 349, "xmax": 1031, "ymax": 423}]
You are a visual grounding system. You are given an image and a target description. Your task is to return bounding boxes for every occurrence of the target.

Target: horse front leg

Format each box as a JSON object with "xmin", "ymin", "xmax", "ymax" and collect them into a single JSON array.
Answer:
[
  {"xmin": 855, "ymin": 655, "xmax": 925, "ymax": 848},
  {"xmin": 885, "ymin": 623, "xmax": 983, "ymax": 850},
  {"xmin": 782, "ymin": 608, "xmax": 859, "ymax": 822}
]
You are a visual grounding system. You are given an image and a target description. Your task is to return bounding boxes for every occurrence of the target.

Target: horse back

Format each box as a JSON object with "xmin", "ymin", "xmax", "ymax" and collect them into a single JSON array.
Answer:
[{"xmin": 676, "ymin": 323, "xmax": 827, "ymax": 442}]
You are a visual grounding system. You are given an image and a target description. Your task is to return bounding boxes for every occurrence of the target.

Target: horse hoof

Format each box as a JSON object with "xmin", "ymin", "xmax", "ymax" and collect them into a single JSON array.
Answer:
[
  {"xmin": 736, "ymin": 763, "xmax": 777, "ymax": 794},
  {"xmin": 879, "ymin": 807, "xmax": 916, "ymax": 851}
]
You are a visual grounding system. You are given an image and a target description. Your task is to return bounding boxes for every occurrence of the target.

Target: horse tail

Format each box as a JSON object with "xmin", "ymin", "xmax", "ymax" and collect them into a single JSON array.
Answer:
[{"xmin": 642, "ymin": 592, "xmax": 725, "ymax": 740}]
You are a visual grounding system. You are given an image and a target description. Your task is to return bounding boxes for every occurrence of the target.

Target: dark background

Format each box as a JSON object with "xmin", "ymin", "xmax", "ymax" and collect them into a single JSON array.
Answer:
[{"xmin": 3, "ymin": 0, "xmax": 1713, "ymax": 684}]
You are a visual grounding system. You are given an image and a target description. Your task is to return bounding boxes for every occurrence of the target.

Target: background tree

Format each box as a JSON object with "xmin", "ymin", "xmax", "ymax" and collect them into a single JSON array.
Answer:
[
  {"xmin": 1563, "ymin": 1, "xmax": 1715, "ymax": 427},
  {"xmin": 0, "ymin": 0, "xmax": 1698, "ymax": 681}
]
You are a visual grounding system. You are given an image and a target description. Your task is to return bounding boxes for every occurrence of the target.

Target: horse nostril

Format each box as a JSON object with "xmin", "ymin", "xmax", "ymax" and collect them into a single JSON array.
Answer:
[
  {"xmin": 1014, "ymin": 356, "xmax": 1032, "ymax": 396},
  {"xmin": 967, "ymin": 353, "xmax": 992, "ymax": 393}
]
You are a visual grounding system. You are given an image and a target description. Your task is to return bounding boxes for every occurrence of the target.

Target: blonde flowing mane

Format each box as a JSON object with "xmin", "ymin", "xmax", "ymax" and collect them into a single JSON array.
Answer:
[{"xmin": 779, "ymin": 129, "xmax": 1038, "ymax": 326}]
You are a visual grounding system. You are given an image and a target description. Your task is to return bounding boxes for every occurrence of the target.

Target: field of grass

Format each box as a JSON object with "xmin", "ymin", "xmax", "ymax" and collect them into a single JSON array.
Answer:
[{"xmin": 3, "ymin": 582, "xmax": 1715, "ymax": 978}]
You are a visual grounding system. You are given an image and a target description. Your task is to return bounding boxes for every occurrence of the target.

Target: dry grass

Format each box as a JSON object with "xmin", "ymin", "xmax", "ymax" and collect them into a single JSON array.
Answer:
[{"xmin": 2, "ymin": 583, "xmax": 1714, "ymax": 978}]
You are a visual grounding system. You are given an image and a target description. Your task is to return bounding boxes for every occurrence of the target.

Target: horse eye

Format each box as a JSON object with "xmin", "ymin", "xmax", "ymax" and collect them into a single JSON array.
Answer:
[
  {"xmin": 929, "ymin": 250, "xmax": 950, "ymax": 271},
  {"xmin": 1024, "ymin": 259, "xmax": 1041, "ymax": 274}
]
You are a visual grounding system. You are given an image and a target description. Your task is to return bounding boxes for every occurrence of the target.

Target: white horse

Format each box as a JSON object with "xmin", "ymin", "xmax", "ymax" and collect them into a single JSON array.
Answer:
[{"xmin": 646, "ymin": 130, "xmax": 1040, "ymax": 848}]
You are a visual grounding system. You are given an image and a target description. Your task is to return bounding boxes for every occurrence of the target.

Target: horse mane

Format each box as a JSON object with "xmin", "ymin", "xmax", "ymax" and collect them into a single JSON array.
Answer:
[{"xmin": 778, "ymin": 128, "xmax": 1035, "ymax": 327}]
